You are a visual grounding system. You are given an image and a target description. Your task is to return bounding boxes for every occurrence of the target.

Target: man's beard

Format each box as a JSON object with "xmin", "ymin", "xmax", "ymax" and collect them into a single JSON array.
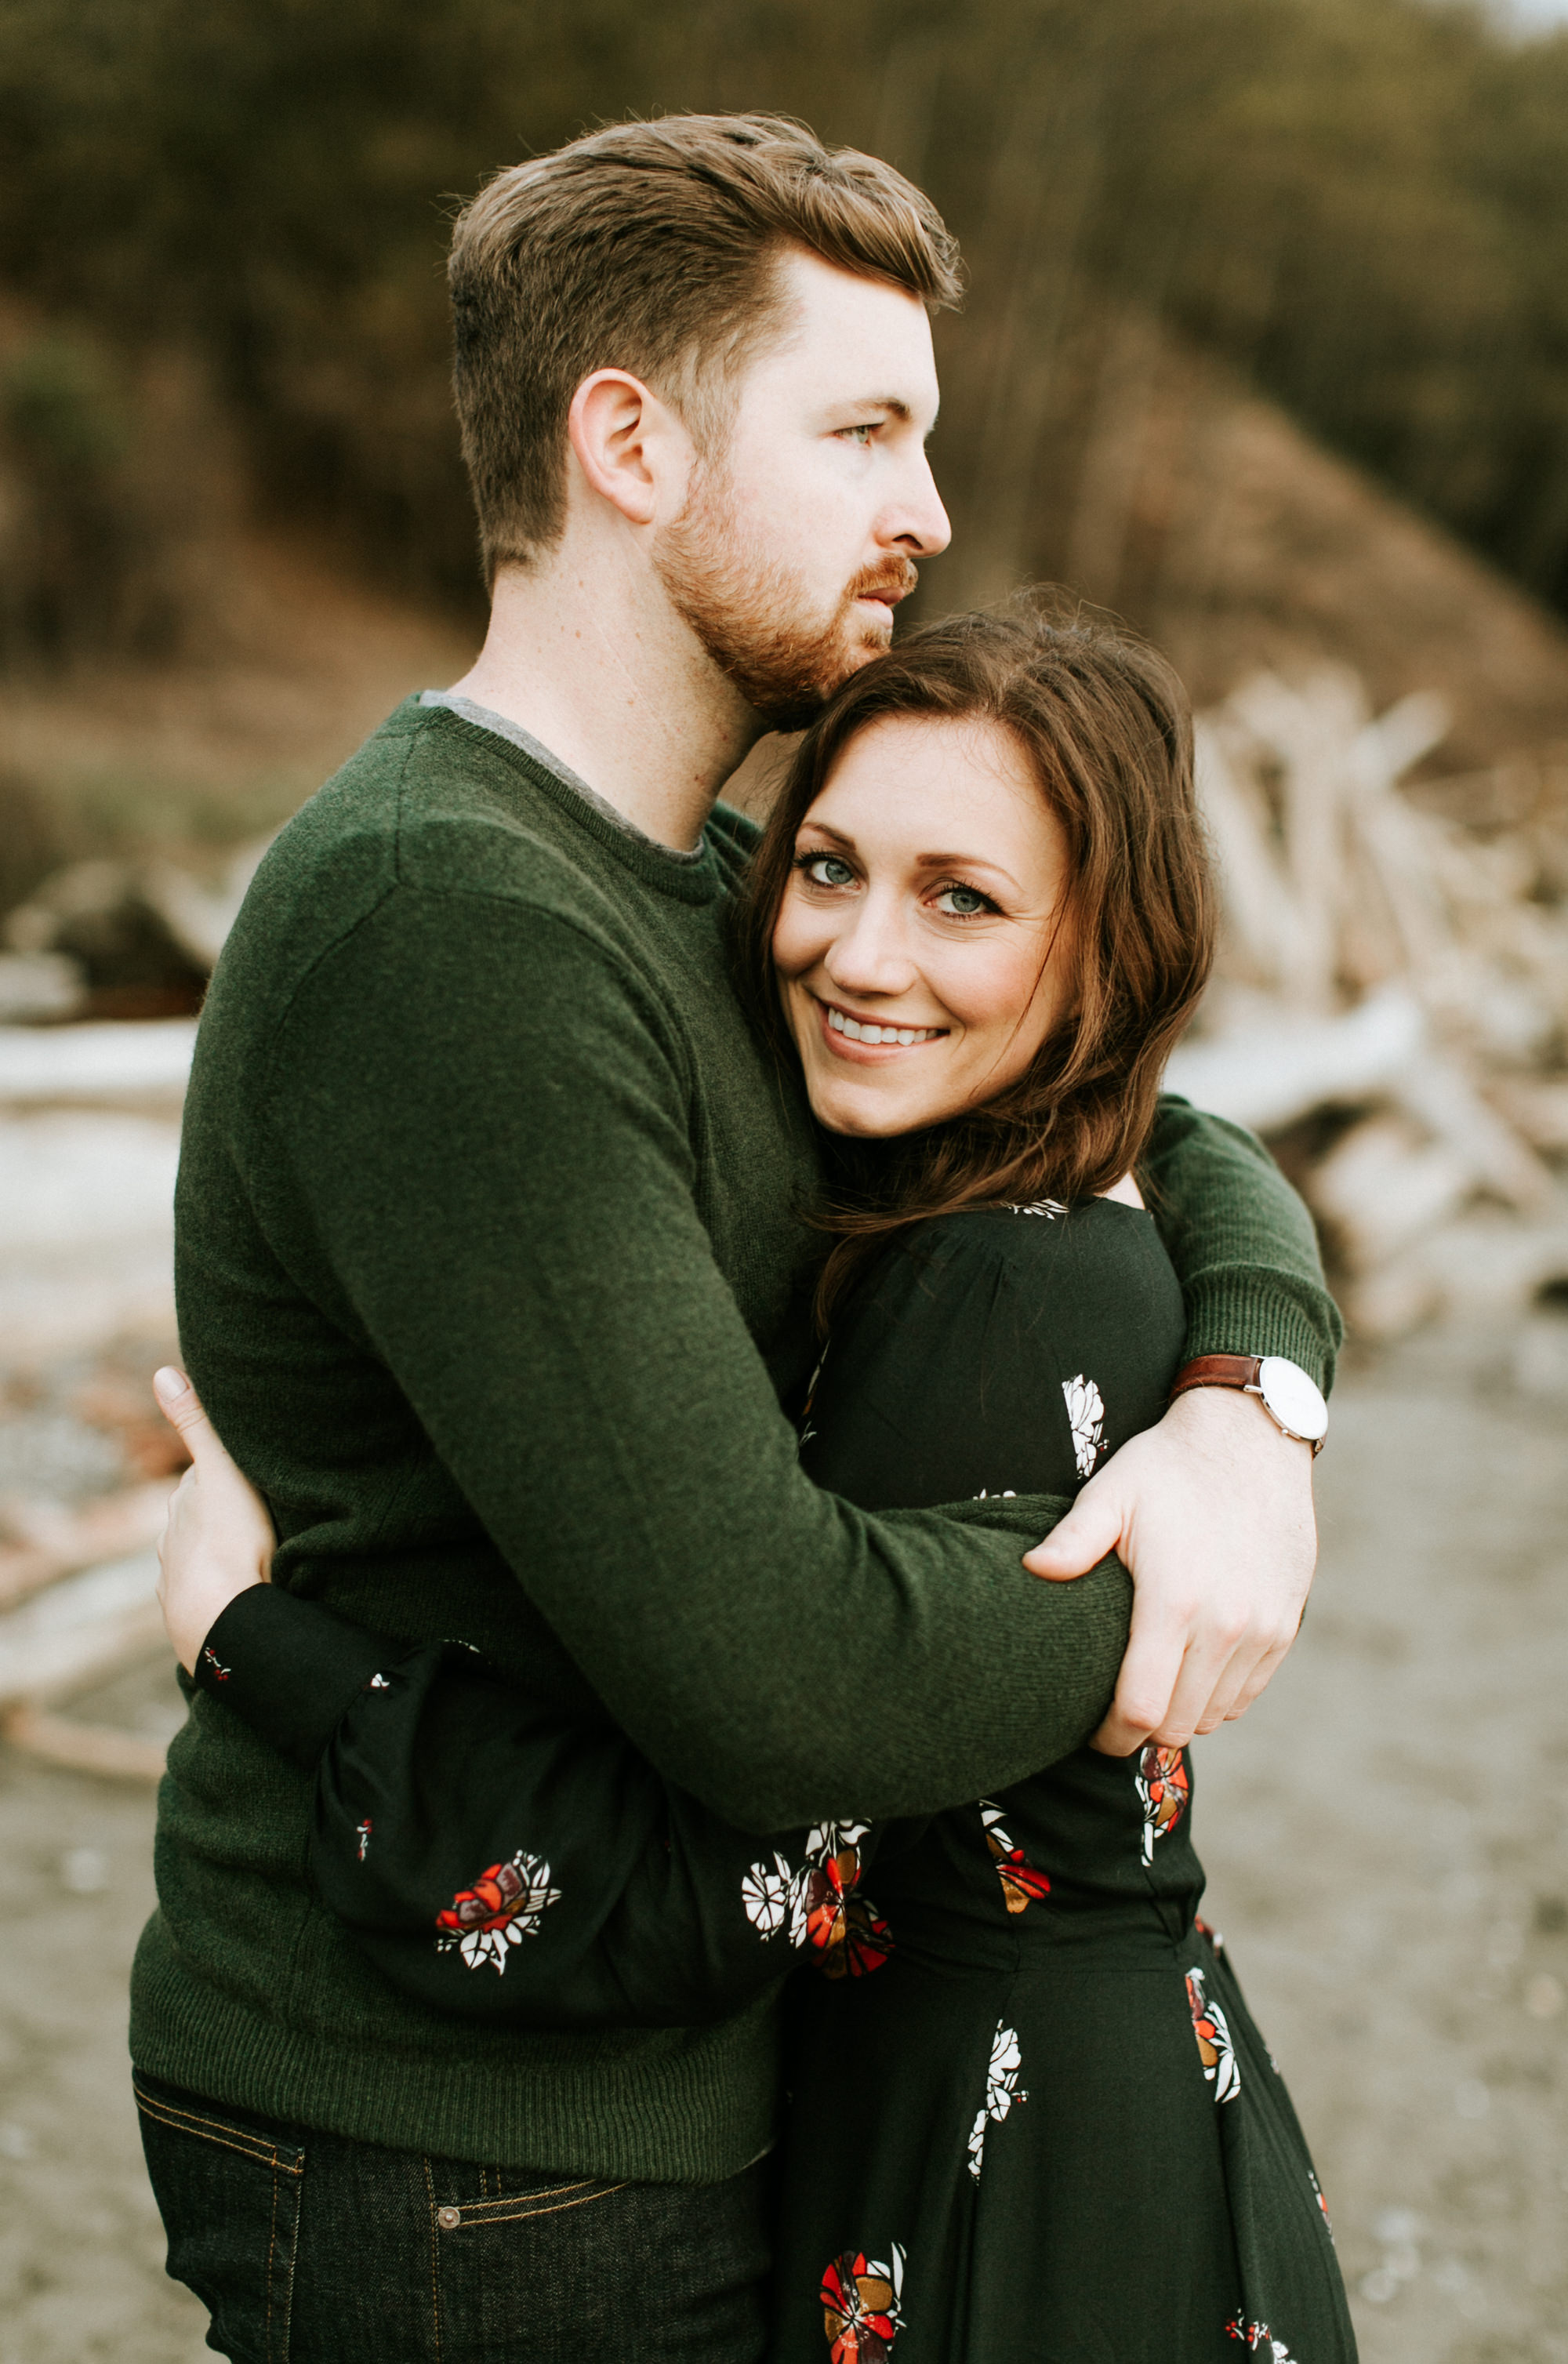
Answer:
[{"xmin": 655, "ymin": 465, "xmax": 919, "ymax": 732}]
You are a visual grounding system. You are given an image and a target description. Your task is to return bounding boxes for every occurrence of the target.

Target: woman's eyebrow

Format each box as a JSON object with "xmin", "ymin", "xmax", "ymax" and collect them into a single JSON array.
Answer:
[
  {"xmin": 797, "ymin": 821, "xmax": 857, "ymax": 848},
  {"xmin": 911, "ymin": 850, "xmax": 1023, "ymax": 891}
]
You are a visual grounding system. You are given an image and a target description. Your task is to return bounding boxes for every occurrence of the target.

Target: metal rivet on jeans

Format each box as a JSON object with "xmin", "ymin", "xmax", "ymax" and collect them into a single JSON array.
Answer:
[{"xmin": 437, "ymin": 2206, "xmax": 461, "ymax": 2231}]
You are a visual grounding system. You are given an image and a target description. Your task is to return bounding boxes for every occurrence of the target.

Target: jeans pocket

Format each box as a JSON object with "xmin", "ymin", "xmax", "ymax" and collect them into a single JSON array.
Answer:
[
  {"xmin": 134, "ymin": 2074, "xmax": 305, "ymax": 2364},
  {"xmin": 425, "ymin": 2164, "xmax": 769, "ymax": 2363}
]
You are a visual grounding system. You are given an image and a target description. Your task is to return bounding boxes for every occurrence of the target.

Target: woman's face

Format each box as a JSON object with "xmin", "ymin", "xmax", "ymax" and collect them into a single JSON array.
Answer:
[{"xmin": 771, "ymin": 713, "xmax": 1075, "ymax": 1138}]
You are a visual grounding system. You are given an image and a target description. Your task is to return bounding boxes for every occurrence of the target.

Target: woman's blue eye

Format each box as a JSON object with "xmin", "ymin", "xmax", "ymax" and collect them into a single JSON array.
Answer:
[
  {"xmin": 935, "ymin": 884, "xmax": 994, "ymax": 917},
  {"xmin": 802, "ymin": 854, "xmax": 856, "ymax": 888}
]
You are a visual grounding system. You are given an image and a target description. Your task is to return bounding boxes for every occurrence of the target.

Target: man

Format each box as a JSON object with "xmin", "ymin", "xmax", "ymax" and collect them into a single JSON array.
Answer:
[{"xmin": 133, "ymin": 114, "xmax": 1335, "ymax": 2359}]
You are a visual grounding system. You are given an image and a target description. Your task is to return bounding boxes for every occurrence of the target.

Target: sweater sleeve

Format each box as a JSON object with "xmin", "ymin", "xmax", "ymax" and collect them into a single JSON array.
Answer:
[
  {"xmin": 256, "ymin": 885, "xmax": 1131, "ymax": 1831},
  {"xmin": 195, "ymin": 1583, "xmax": 920, "ymax": 2027},
  {"xmin": 1142, "ymin": 1095, "xmax": 1341, "ymax": 1393}
]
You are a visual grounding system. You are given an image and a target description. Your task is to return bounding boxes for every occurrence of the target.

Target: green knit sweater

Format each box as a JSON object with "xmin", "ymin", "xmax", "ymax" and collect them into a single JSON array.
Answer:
[{"xmin": 130, "ymin": 697, "xmax": 1338, "ymax": 2182}]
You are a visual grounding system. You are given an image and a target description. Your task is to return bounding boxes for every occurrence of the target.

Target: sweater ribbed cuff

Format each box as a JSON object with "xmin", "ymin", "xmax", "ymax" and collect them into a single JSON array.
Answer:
[
  {"xmin": 194, "ymin": 1586, "xmax": 412, "ymax": 1773},
  {"xmin": 1181, "ymin": 1266, "xmax": 1344, "ymax": 1395}
]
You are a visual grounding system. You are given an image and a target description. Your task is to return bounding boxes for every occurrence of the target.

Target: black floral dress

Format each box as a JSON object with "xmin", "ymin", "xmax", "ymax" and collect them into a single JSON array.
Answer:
[
  {"xmin": 195, "ymin": 1200, "xmax": 1355, "ymax": 2363},
  {"xmin": 768, "ymin": 1201, "xmax": 1357, "ymax": 2364}
]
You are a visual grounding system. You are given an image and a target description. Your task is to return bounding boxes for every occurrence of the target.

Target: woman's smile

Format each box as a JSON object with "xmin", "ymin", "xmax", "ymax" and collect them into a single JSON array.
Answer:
[{"xmin": 815, "ymin": 996, "xmax": 949, "ymax": 1054}]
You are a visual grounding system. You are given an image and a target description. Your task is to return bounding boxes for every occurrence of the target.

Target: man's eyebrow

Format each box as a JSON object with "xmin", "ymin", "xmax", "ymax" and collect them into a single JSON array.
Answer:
[{"xmin": 840, "ymin": 396, "xmax": 914, "ymax": 422}]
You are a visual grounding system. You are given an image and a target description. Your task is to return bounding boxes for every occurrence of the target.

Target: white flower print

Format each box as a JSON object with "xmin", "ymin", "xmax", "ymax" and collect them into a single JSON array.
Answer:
[
  {"xmin": 740, "ymin": 1852, "xmax": 794, "ymax": 1938},
  {"xmin": 1062, "ymin": 1373, "xmax": 1107, "ymax": 1478},
  {"xmin": 1003, "ymin": 1200, "xmax": 1069, "ymax": 1218},
  {"xmin": 742, "ymin": 1821, "xmax": 891, "ymax": 1977},
  {"xmin": 966, "ymin": 2020, "xmax": 1027, "ymax": 2180},
  {"xmin": 1187, "ymin": 1966, "xmax": 1243, "ymax": 2101},
  {"xmin": 742, "ymin": 1825, "xmax": 872, "ymax": 1951},
  {"xmin": 434, "ymin": 1850, "xmax": 561, "ymax": 1974}
]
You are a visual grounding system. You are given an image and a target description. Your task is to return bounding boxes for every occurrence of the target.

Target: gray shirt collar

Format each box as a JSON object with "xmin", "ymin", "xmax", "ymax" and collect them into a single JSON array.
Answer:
[{"xmin": 419, "ymin": 689, "xmax": 705, "ymax": 864}]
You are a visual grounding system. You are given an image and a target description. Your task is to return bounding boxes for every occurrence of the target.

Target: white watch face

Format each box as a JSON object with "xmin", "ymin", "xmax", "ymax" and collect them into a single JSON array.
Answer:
[{"xmin": 1257, "ymin": 1356, "xmax": 1329, "ymax": 1443}]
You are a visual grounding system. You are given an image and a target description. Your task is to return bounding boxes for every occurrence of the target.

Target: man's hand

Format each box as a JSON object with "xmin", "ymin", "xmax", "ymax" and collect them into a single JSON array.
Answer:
[
  {"xmin": 151, "ymin": 1367, "xmax": 277, "ymax": 1675},
  {"xmin": 1023, "ymin": 1385, "xmax": 1316, "ymax": 1756}
]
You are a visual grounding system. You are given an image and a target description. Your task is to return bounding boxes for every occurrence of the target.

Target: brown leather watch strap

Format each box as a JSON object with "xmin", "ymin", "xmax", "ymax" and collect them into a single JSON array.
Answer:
[{"xmin": 1168, "ymin": 1354, "xmax": 1262, "ymax": 1400}]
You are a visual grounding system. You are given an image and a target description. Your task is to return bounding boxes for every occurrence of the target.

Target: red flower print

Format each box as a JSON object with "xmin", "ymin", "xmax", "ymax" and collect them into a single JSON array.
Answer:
[
  {"xmin": 354, "ymin": 1820, "xmax": 372, "ymax": 1861},
  {"xmin": 742, "ymin": 1821, "xmax": 893, "ymax": 1977},
  {"xmin": 800, "ymin": 1830, "xmax": 895, "ymax": 1979},
  {"xmin": 979, "ymin": 1803, "xmax": 1051, "ymax": 1914},
  {"xmin": 434, "ymin": 1850, "xmax": 561, "ymax": 1974},
  {"xmin": 1226, "ymin": 2313, "xmax": 1299, "ymax": 2359},
  {"xmin": 1135, "ymin": 1745, "xmax": 1189, "ymax": 1862},
  {"xmin": 821, "ymin": 2242, "xmax": 905, "ymax": 2359},
  {"xmin": 200, "ymin": 1646, "xmax": 230, "ymax": 1683},
  {"xmin": 1188, "ymin": 1966, "xmax": 1242, "ymax": 2101}
]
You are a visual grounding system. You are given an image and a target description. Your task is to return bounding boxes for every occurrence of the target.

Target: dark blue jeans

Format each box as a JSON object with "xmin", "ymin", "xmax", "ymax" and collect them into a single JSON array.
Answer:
[{"xmin": 134, "ymin": 2073, "xmax": 772, "ymax": 2362}]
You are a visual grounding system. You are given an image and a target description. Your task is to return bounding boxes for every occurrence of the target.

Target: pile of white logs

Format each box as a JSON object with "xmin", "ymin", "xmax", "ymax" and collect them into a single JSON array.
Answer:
[{"xmin": 1167, "ymin": 668, "xmax": 1568, "ymax": 1336}]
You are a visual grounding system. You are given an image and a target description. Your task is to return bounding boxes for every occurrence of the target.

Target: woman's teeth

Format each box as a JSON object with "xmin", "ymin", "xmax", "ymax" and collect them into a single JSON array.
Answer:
[{"xmin": 826, "ymin": 1006, "xmax": 940, "ymax": 1047}]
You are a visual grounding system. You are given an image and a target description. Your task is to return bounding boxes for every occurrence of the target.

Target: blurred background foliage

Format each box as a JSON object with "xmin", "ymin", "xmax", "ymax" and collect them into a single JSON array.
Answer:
[{"xmin": 1, "ymin": 0, "xmax": 1566, "ymax": 644}]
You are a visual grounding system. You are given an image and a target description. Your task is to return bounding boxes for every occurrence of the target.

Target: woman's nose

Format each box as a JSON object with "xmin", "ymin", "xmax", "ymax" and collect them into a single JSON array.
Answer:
[{"xmin": 825, "ymin": 904, "xmax": 918, "ymax": 997}]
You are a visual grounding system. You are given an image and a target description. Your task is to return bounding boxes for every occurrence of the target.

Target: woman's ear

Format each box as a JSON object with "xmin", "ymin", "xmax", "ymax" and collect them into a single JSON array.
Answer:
[{"xmin": 566, "ymin": 369, "xmax": 692, "ymax": 529}]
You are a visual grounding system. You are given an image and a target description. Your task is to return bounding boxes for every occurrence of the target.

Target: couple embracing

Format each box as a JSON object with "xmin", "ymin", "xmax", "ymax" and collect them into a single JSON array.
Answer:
[{"xmin": 138, "ymin": 113, "xmax": 1357, "ymax": 2363}]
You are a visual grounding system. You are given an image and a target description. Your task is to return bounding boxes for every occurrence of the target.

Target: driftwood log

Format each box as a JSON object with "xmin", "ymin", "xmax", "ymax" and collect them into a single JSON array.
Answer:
[{"xmin": 1167, "ymin": 667, "xmax": 1568, "ymax": 1335}]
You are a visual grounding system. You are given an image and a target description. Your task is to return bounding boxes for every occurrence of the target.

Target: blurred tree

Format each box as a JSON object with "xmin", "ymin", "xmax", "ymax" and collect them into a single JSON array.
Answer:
[{"xmin": 1, "ymin": 0, "xmax": 1566, "ymax": 619}]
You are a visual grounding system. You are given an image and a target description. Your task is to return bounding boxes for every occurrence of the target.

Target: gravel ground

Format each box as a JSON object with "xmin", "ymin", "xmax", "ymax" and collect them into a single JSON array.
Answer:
[{"xmin": 0, "ymin": 1318, "xmax": 1563, "ymax": 2363}]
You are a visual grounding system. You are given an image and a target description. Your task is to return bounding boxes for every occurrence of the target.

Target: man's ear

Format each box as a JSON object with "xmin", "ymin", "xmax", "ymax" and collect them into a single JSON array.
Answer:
[{"xmin": 567, "ymin": 369, "xmax": 691, "ymax": 528}]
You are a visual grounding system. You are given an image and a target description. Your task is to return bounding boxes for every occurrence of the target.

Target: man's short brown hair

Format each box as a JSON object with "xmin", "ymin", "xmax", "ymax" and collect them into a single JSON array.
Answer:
[{"xmin": 448, "ymin": 113, "xmax": 963, "ymax": 583}]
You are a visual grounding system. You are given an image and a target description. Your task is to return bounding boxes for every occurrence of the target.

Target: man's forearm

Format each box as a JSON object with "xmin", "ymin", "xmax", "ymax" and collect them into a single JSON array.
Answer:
[{"xmin": 257, "ymin": 896, "xmax": 1131, "ymax": 1828}]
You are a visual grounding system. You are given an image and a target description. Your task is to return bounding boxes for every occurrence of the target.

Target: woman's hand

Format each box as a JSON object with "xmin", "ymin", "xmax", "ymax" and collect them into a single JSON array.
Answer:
[{"xmin": 151, "ymin": 1367, "xmax": 277, "ymax": 1675}]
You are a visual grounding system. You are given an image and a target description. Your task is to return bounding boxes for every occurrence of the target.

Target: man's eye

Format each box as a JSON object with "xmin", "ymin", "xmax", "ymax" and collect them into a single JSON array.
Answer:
[
  {"xmin": 804, "ymin": 854, "xmax": 857, "ymax": 888},
  {"xmin": 933, "ymin": 884, "xmax": 996, "ymax": 917},
  {"xmin": 838, "ymin": 423, "xmax": 874, "ymax": 446}
]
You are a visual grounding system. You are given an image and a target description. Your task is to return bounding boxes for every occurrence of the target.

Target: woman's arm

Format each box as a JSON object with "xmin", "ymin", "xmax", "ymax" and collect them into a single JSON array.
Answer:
[
  {"xmin": 201, "ymin": 1587, "xmax": 902, "ymax": 2026},
  {"xmin": 157, "ymin": 1375, "xmax": 913, "ymax": 2027}
]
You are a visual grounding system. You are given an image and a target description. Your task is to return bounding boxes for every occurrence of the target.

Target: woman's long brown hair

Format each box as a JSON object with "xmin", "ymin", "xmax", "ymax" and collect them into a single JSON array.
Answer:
[{"xmin": 730, "ymin": 602, "xmax": 1216, "ymax": 1326}]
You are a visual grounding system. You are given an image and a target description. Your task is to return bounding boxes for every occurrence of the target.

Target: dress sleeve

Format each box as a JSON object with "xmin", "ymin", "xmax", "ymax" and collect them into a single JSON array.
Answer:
[{"xmin": 194, "ymin": 1583, "xmax": 914, "ymax": 2027}]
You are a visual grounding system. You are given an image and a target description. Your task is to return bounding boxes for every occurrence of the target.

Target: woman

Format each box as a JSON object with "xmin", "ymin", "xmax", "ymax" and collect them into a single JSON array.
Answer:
[{"xmin": 154, "ymin": 608, "xmax": 1353, "ymax": 2362}]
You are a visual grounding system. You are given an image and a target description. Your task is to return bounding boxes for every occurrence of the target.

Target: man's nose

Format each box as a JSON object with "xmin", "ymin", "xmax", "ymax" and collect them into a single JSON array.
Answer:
[{"xmin": 884, "ymin": 448, "xmax": 951, "ymax": 559}]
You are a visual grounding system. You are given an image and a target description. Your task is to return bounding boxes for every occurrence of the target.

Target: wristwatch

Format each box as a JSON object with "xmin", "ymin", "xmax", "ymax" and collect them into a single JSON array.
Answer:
[{"xmin": 1168, "ymin": 1354, "xmax": 1328, "ymax": 1454}]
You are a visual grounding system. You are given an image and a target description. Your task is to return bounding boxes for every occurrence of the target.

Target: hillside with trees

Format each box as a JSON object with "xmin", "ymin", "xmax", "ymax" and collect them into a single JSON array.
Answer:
[{"xmin": 2, "ymin": 0, "xmax": 1567, "ymax": 636}]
